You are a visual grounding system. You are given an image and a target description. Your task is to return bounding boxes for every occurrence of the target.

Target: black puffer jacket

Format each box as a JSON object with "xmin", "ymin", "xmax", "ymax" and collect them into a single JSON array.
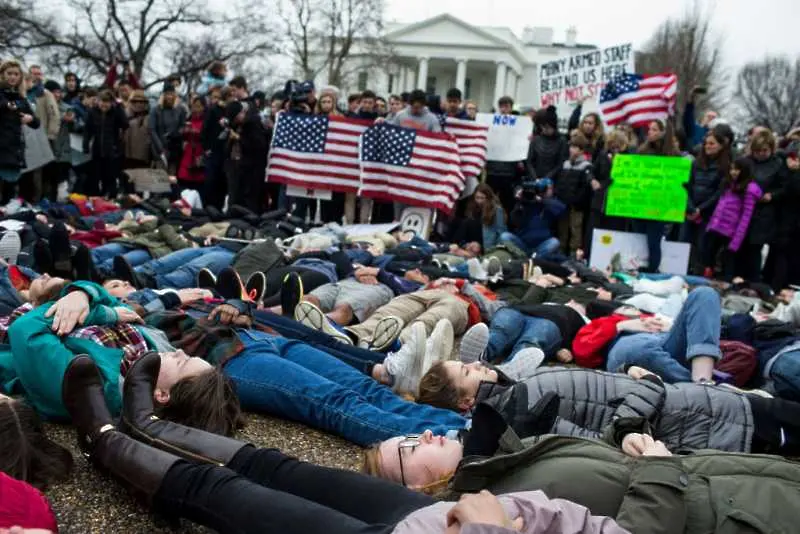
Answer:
[
  {"xmin": 686, "ymin": 159, "xmax": 724, "ymax": 216},
  {"xmin": 83, "ymin": 105, "xmax": 129, "ymax": 158},
  {"xmin": 0, "ymin": 86, "xmax": 40, "ymax": 170},
  {"xmin": 527, "ymin": 133, "xmax": 568, "ymax": 179},
  {"xmin": 745, "ymin": 154, "xmax": 786, "ymax": 245}
]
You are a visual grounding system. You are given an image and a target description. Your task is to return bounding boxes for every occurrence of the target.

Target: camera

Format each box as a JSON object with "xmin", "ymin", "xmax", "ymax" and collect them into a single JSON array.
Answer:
[
  {"xmin": 284, "ymin": 79, "xmax": 314, "ymax": 112},
  {"xmin": 518, "ymin": 177, "xmax": 553, "ymax": 202}
]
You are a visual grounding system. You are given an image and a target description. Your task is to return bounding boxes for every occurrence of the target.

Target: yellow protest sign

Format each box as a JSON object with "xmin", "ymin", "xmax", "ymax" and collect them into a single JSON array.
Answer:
[{"xmin": 605, "ymin": 154, "xmax": 691, "ymax": 223}]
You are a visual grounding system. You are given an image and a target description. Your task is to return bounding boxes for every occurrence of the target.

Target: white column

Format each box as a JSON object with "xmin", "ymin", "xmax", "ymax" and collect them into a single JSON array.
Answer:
[
  {"xmin": 406, "ymin": 68, "xmax": 416, "ymax": 92},
  {"xmin": 455, "ymin": 58, "xmax": 468, "ymax": 94},
  {"xmin": 493, "ymin": 61, "xmax": 507, "ymax": 108},
  {"xmin": 505, "ymin": 70, "xmax": 517, "ymax": 101},
  {"xmin": 417, "ymin": 57, "xmax": 429, "ymax": 92},
  {"xmin": 515, "ymin": 73, "xmax": 523, "ymax": 105}
]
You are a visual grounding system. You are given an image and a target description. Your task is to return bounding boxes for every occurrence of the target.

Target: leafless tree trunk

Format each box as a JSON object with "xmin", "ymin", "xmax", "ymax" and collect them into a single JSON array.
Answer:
[
  {"xmin": 734, "ymin": 56, "xmax": 800, "ymax": 135},
  {"xmin": 637, "ymin": 0, "xmax": 727, "ymax": 116}
]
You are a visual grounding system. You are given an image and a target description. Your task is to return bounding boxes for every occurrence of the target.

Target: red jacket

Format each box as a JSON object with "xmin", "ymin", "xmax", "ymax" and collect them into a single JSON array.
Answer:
[
  {"xmin": 0, "ymin": 472, "xmax": 58, "ymax": 532},
  {"xmin": 572, "ymin": 313, "xmax": 650, "ymax": 368}
]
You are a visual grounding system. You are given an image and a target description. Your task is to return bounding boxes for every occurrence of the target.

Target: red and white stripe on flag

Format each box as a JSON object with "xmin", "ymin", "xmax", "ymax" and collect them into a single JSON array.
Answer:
[
  {"xmin": 443, "ymin": 117, "xmax": 489, "ymax": 179},
  {"xmin": 600, "ymin": 74, "xmax": 678, "ymax": 127},
  {"xmin": 358, "ymin": 125, "xmax": 465, "ymax": 215},
  {"xmin": 265, "ymin": 114, "xmax": 372, "ymax": 193}
]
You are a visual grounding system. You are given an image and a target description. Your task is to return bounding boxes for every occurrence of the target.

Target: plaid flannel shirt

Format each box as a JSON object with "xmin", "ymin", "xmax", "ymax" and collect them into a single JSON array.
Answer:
[{"xmin": 69, "ymin": 323, "xmax": 150, "ymax": 376}]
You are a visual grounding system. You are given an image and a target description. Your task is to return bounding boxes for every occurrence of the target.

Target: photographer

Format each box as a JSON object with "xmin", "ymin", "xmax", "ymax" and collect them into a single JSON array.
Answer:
[
  {"xmin": 499, "ymin": 178, "xmax": 565, "ymax": 259},
  {"xmin": 224, "ymin": 98, "xmax": 269, "ymax": 214},
  {"xmin": 149, "ymin": 83, "xmax": 187, "ymax": 174}
]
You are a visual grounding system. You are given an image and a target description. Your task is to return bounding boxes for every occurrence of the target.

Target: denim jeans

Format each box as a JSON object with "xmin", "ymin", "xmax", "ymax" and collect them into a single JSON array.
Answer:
[
  {"xmin": 498, "ymin": 232, "xmax": 560, "ymax": 259},
  {"xmin": 486, "ymin": 307, "xmax": 562, "ymax": 362},
  {"xmin": 769, "ymin": 350, "xmax": 800, "ymax": 402},
  {"xmin": 91, "ymin": 243, "xmax": 151, "ymax": 272},
  {"xmin": 223, "ymin": 329, "xmax": 467, "ymax": 445},
  {"xmin": 135, "ymin": 246, "xmax": 235, "ymax": 289},
  {"xmin": 632, "ymin": 220, "xmax": 665, "ymax": 272},
  {"xmin": 606, "ymin": 286, "xmax": 722, "ymax": 382}
]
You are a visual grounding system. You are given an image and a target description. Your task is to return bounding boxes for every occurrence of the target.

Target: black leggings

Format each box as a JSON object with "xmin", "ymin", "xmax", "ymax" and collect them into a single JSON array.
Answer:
[
  {"xmin": 748, "ymin": 395, "xmax": 800, "ymax": 456},
  {"xmin": 154, "ymin": 446, "xmax": 432, "ymax": 534}
]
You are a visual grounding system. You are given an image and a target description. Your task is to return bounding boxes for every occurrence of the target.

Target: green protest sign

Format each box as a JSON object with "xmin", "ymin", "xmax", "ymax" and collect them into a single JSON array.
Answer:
[{"xmin": 605, "ymin": 154, "xmax": 691, "ymax": 223}]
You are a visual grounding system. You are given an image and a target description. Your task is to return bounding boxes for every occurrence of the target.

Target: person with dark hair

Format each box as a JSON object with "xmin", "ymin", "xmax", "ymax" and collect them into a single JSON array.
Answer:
[
  {"xmin": 347, "ymin": 93, "xmax": 361, "ymax": 115},
  {"xmin": 555, "ymin": 131, "xmax": 594, "ymax": 256},
  {"xmin": 83, "ymin": 90, "xmax": 129, "ymax": 198},
  {"xmin": 149, "ymin": 84, "xmax": 187, "ymax": 175},
  {"xmin": 201, "ymin": 86, "xmax": 232, "ymax": 209},
  {"xmin": 484, "ymin": 96, "xmax": 526, "ymax": 214},
  {"xmin": 386, "ymin": 89, "xmax": 441, "ymax": 132},
  {"xmin": 176, "ymin": 96, "xmax": 207, "ymax": 190},
  {"xmin": 387, "ymin": 94, "xmax": 403, "ymax": 119},
  {"xmin": 527, "ymin": 105, "xmax": 568, "ymax": 181},
  {"xmin": 444, "ymin": 88, "xmax": 469, "ymax": 119},
  {"xmin": 454, "ymin": 183, "xmax": 507, "ymax": 252},
  {"xmin": 349, "ymin": 90, "xmax": 378, "ymax": 120},
  {"xmin": 229, "ymin": 76, "xmax": 249, "ymax": 101},
  {"xmin": 770, "ymin": 144, "xmax": 800, "ymax": 290},
  {"xmin": 224, "ymin": 98, "xmax": 270, "ymax": 213},
  {"xmin": 103, "ymin": 58, "xmax": 141, "ymax": 93},
  {"xmin": 375, "ymin": 96, "xmax": 387, "ymax": 116}
]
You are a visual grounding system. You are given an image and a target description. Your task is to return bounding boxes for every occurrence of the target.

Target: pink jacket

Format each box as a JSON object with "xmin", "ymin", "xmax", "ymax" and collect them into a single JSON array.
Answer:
[
  {"xmin": 392, "ymin": 491, "xmax": 629, "ymax": 534},
  {"xmin": 706, "ymin": 182, "xmax": 763, "ymax": 252}
]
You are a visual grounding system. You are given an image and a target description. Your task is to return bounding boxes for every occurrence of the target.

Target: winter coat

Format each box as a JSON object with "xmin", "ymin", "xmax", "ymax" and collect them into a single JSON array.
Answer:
[
  {"xmin": 478, "ymin": 366, "xmax": 754, "ymax": 453},
  {"xmin": 124, "ymin": 109, "xmax": 151, "ymax": 163},
  {"xmin": 449, "ymin": 433, "xmax": 800, "ymax": 534},
  {"xmin": 509, "ymin": 197, "xmax": 565, "ymax": 249},
  {"xmin": 50, "ymin": 101, "xmax": 74, "ymax": 164},
  {"xmin": 706, "ymin": 182, "xmax": 763, "ymax": 252},
  {"xmin": 149, "ymin": 104, "xmax": 188, "ymax": 160},
  {"xmin": 201, "ymin": 103, "xmax": 227, "ymax": 154},
  {"xmin": 29, "ymin": 86, "xmax": 60, "ymax": 141},
  {"xmin": 772, "ymin": 169, "xmax": 800, "ymax": 247},
  {"xmin": 177, "ymin": 113, "xmax": 206, "ymax": 182},
  {"xmin": 745, "ymin": 154, "xmax": 786, "ymax": 244},
  {"xmin": 238, "ymin": 106, "xmax": 269, "ymax": 171},
  {"xmin": 589, "ymin": 149, "xmax": 612, "ymax": 212},
  {"xmin": 526, "ymin": 134, "xmax": 568, "ymax": 179},
  {"xmin": 83, "ymin": 105, "xmax": 129, "ymax": 158},
  {"xmin": 554, "ymin": 156, "xmax": 593, "ymax": 207},
  {"xmin": 0, "ymin": 86, "xmax": 40, "ymax": 170},
  {"xmin": 111, "ymin": 221, "xmax": 193, "ymax": 258},
  {"xmin": 685, "ymin": 159, "xmax": 724, "ymax": 216}
]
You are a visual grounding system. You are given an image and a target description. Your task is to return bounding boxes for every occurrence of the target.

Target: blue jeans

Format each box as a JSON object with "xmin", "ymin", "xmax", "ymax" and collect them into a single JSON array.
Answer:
[
  {"xmin": 486, "ymin": 307, "xmax": 562, "ymax": 362},
  {"xmin": 632, "ymin": 220, "xmax": 665, "ymax": 272},
  {"xmin": 136, "ymin": 246, "xmax": 235, "ymax": 289},
  {"xmin": 223, "ymin": 330, "xmax": 467, "ymax": 445},
  {"xmin": 606, "ymin": 286, "xmax": 722, "ymax": 382},
  {"xmin": 498, "ymin": 232, "xmax": 560, "ymax": 259},
  {"xmin": 769, "ymin": 350, "xmax": 800, "ymax": 402},
  {"xmin": 91, "ymin": 243, "xmax": 151, "ymax": 272}
]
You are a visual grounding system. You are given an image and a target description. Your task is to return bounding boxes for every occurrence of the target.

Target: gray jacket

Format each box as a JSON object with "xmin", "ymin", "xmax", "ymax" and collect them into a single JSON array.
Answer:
[
  {"xmin": 481, "ymin": 366, "xmax": 754, "ymax": 453},
  {"xmin": 148, "ymin": 104, "xmax": 187, "ymax": 159}
]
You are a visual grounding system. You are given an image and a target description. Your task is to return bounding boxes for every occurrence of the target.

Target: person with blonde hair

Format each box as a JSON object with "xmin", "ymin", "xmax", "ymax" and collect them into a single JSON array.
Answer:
[{"xmin": 0, "ymin": 60, "xmax": 40, "ymax": 200}]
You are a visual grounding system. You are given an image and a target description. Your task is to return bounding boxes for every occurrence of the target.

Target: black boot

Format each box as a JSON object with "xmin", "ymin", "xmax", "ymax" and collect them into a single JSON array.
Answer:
[
  {"xmin": 120, "ymin": 352, "xmax": 246, "ymax": 465},
  {"xmin": 62, "ymin": 356, "xmax": 179, "ymax": 499},
  {"xmin": 113, "ymin": 255, "xmax": 156, "ymax": 289}
]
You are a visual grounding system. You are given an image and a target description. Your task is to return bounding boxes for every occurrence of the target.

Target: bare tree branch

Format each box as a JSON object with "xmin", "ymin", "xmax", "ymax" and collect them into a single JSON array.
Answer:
[{"xmin": 734, "ymin": 56, "xmax": 800, "ymax": 135}]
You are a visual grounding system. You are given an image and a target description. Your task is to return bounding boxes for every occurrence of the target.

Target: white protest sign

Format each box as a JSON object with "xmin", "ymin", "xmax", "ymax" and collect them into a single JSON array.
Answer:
[
  {"xmin": 475, "ymin": 113, "xmax": 533, "ymax": 162},
  {"xmin": 589, "ymin": 229, "xmax": 690, "ymax": 275},
  {"xmin": 539, "ymin": 43, "xmax": 635, "ymax": 130}
]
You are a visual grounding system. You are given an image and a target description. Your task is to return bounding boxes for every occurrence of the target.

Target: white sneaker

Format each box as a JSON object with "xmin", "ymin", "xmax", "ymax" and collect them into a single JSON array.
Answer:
[
  {"xmin": 459, "ymin": 323, "xmax": 489, "ymax": 363},
  {"xmin": 497, "ymin": 347, "xmax": 545, "ymax": 381},
  {"xmin": 482, "ymin": 256, "xmax": 503, "ymax": 280},
  {"xmin": 423, "ymin": 319, "xmax": 454, "ymax": 375},
  {"xmin": 369, "ymin": 316, "xmax": 404, "ymax": 351},
  {"xmin": 466, "ymin": 258, "xmax": 488, "ymax": 281},
  {"xmin": 384, "ymin": 322, "xmax": 427, "ymax": 394},
  {"xmin": 294, "ymin": 301, "xmax": 353, "ymax": 345}
]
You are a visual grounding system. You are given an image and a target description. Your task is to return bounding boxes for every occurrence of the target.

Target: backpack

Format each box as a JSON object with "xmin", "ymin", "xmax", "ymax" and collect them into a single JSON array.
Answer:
[
  {"xmin": 717, "ymin": 340, "xmax": 758, "ymax": 387},
  {"xmin": 232, "ymin": 239, "xmax": 286, "ymax": 282},
  {"xmin": 484, "ymin": 243, "xmax": 528, "ymax": 264}
]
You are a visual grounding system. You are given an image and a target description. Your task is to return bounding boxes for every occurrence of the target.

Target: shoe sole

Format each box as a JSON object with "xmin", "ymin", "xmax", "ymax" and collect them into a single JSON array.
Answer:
[
  {"xmin": 197, "ymin": 269, "xmax": 217, "ymax": 289},
  {"xmin": 459, "ymin": 323, "xmax": 489, "ymax": 363},
  {"xmin": 281, "ymin": 273, "xmax": 304, "ymax": 317},
  {"xmin": 245, "ymin": 272, "xmax": 266, "ymax": 303},
  {"xmin": 392, "ymin": 322, "xmax": 427, "ymax": 394},
  {"xmin": 423, "ymin": 319, "xmax": 454, "ymax": 375},
  {"xmin": 295, "ymin": 301, "xmax": 353, "ymax": 345},
  {"xmin": 370, "ymin": 316, "xmax": 404, "ymax": 351}
]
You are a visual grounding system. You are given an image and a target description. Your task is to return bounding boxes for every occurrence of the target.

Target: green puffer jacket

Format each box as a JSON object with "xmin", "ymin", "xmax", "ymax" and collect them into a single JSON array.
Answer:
[
  {"xmin": 111, "ymin": 220, "xmax": 193, "ymax": 258},
  {"xmin": 449, "ymin": 433, "xmax": 800, "ymax": 534}
]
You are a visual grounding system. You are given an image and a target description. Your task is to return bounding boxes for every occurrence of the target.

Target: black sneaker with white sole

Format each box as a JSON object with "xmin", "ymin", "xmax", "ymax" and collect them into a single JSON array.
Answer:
[
  {"xmin": 280, "ymin": 272, "xmax": 304, "ymax": 317},
  {"xmin": 197, "ymin": 268, "xmax": 217, "ymax": 291},
  {"xmin": 245, "ymin": 271, "xmax": 266, "ymax": 304}
]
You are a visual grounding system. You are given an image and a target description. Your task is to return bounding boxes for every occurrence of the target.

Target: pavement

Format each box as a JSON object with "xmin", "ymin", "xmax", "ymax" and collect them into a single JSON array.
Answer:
[{"xmin": 45, "ymin": 413, "xmax": 363, "ymax": 533}]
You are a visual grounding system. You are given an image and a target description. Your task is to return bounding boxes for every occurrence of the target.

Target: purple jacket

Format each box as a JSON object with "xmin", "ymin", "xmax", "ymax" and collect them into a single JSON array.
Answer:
[
  {"xmin": 392, "ymin": 491, "xmax": 629, "ymax": 534},
  {"xmin": 706, "ymin": 182, "xmax": 762, "ymax": 252}
]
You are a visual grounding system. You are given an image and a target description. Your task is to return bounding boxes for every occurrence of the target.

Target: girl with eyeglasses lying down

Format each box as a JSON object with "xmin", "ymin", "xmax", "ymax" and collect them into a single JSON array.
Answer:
[
  {"xmin": 363, "ymin": 398, "xmax": 800, "ymax": 534},
  {"xmin": 2, "ymin": 352, "xmax": 631, "ymax": 534}
]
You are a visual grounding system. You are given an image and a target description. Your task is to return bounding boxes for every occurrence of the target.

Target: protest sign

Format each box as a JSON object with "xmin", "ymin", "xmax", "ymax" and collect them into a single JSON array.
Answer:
[
  {"xmin": 605, "ymin": 154, "xmax": 691, "ymax": 223},
  {"xmin": 539, "ymin": 43, "xmax": 635, "ymax": 130},
  {"xmin": 475, "ymin": 113, "xmax": 533, "ymax": 162},
  {"xmin": 21, "ymin": 125, "xmax": 54, "ymax": 174},
  {"xmin": 590, "ymin": 229, "xmax": 690, "ymax": 275},
  {"xmin": 125, "ymin": 168, "xmax": 173, "ymax": 194}
]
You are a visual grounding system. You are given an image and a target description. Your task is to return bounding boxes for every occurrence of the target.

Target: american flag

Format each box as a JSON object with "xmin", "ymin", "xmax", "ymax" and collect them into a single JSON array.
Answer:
[
  {"xmin": 599, "ymin": 73, "xmax": 678, "ymax": 127},
  {"xmin": 359, "ymin": 123, "xmax": 465, "ymax": 214},
  {"xmin": 266, "ymin": 113, "xmax": 371, "ymax": 193},
  {"xmin": 443, "ymin": 117, "xmax": 489, "ymax": 179}
]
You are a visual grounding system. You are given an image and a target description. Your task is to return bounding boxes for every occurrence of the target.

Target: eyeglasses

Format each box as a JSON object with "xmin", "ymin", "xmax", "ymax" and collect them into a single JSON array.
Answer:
[{"xmin": 397, "ymin": 434, "xmax": 421, "ymax": 486}]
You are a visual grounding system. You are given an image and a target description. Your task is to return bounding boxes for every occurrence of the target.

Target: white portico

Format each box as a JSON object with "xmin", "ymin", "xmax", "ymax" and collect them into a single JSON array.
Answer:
[{"xmin": 312, "ymin": 14, "xmax": 596, "ymax": 113}]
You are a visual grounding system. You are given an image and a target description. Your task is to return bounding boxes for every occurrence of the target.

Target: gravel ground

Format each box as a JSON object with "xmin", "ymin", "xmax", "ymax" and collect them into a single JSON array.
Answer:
[{"xmin": 45, "ymin": 413, "xmax": 364, "ymax": 533}]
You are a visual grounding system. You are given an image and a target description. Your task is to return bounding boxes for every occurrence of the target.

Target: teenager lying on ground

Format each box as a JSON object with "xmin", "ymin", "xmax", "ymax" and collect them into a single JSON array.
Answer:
[
  {"xmin": 365, "ymin": 402, "xmax": 800, "ymax": 534},
  {"xmin": 4, "ymin": 279, "xmax": 466, "ymax": 445},
  {"xmin": 1, "ymin": 353, "xmax": 626, "ymax": 534}
]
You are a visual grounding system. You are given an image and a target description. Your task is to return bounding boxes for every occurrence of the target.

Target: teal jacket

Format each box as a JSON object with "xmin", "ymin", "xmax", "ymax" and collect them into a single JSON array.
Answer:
[{"xmin": 8, "ymin": 281, "xmax": 136, "ymax": 420}]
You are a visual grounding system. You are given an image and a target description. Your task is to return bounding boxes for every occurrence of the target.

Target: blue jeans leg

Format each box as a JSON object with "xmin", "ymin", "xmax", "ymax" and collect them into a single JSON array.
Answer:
[
  {"xmin": 769, "ymin": 350, "xmax": 800, "ymax": 402},
  {"xmin": 661, "ymin": 286, "xmax": 722, "ymax": 362},
  {"xmin": 153, "ymin": 249, "xmax": 235, "ymax": 289},
  {"xmin": 225, "ymin": 332, "xmax": 466, "ymax": 446},
  {"xmin": 485, "ymin": 307, "xmax": 527, "ymax": 362},
  {"xmin": 533, "ymin": 237, "xmax": 561, "ymax": 259},
  {"xmin": 97, "ymin": 247, "xmax": 151, "ymax": 272},
  {"xmin": 91, "ymin": 243, "xmax": 134, "ymax": 266},
  {"xmin": 606, "ymin": 333, "xmax": 693, "ymax": 383},
  {"xmin": 498, "ymin": 232, "xmax": 530, "ymax": 255},
  {"xmin": 137, "ymin": 247, "xmax": 213, "ymax": 276},
  {"xmin": 511, "ymin": 316, "xmax": 562, "ymax": 359}
]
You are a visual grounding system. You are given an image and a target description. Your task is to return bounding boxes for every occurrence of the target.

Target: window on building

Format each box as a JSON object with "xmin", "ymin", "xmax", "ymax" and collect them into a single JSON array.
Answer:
[
  {"xmin": 426, "ymin": 76, "xmax": 437, "ymax": 95},
  {"xmin": 388, "ymin": 74, "xmax": 395, "ymax": 93},
  {"xmin": 464, "ymin": 79, "xmax": 472, "ymax": 100},
  {"xmin": 357, "ymin": 72, "xmax": 368, "ymax": 92}
]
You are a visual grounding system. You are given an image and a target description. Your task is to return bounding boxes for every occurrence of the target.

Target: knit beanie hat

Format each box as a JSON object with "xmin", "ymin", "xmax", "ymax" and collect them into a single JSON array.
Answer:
[
  {"xmin": 534, "ymin": 105, "xmax": 558, "ymax": 129},
  {"xmin": 44, "ymin": 80, "xmax": 61, "ymax": 93},
  {"xmin": 0, "ymin": 472, "xmax": 59, "ymax": 532}
]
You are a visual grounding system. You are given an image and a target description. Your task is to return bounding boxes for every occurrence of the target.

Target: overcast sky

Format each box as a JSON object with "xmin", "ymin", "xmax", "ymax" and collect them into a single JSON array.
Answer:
[{"xmin": 386, "ymin": 0, "xmax": 800, "ymax": 71}]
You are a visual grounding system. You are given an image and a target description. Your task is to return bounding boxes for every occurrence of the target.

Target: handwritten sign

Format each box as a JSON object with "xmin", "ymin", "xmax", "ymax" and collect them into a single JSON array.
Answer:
[
  {"xmin": 605, "ymin": 155, "xmax": 691, "ymax": 223},
  {"xmin": 475, "ymin": 113, "xmax": 533, "ymax": 162},
  {"xmin": 539, "ymin": 43, "xmax": 635, "ymax": 130}
]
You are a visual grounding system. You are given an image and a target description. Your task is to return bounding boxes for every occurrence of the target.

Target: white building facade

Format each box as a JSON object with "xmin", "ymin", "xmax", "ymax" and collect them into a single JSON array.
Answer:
[{"xmin": 311, "ymin": 14, "xmax": 596, "ymax": 113}]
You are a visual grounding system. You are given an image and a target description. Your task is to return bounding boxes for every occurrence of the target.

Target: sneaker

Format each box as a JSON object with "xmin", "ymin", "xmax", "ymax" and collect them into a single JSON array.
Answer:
[
  {"xmin": 422, "ymin": 319, "xmax": 454, "ymax": 375},
  {"xmin": 466, "ymin": 258, "xmax": 488, "ymax": 281},
  {"xmin": 500, "ymin": 347, "xmax": 545, "ymax": 379},
  {"xmin": 368, "ymin": 316, "xmax": 404, "ymax": 351},
  {"xmin": 216, "ymin": 267, "xmax": 246, "ymax": 300},
  {"xmin": 384, "ymin": 322, "xmax": 427, "ymax": 394},
  {"xmin": 459, "ymin": 323, "xmax": 489, "ymax": 364},
  {"xmin": 294, "ymin": 301, "xmax": 353, "ymax": 345},
  {"xmin": 483, "ymin": 256, "xmax": 503, "ymax": 278},
  {"xmin": 0, "ymin": 231, "xmax": 21, "ymax": 265},
  {"xmin": 245, "ymin": 271, "xmax": 266, "ymax": 304},
  {"xmin": 113, "ymin": 256, "xmax": 141, "ymax": 289},
  {"xmin": 280, "ymin": 272, "xmax": 304, "ymax": 317},
  {"xmin": 197, "ymin": 268, "xmax": 217, "ymax": 291},
  {"xmin": 50, "ymin": 222, "xmax": 73, "ymax": 279}
]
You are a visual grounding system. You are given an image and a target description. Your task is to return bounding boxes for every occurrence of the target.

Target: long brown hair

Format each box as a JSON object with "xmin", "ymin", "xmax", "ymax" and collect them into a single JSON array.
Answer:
[
  {"xmin": 581, "ymin": 112, "xmax": 605, "ymax": 150},
  {"xmin": 696, "ymin": 130, "xmax": 732, "ymax": 178},
  {"xmin": 638, "ymin": 119, "xmax": 679, "ymax": 156},
  {"xmin": 467, "ymin": 183, "xmax": 503, "ymax": 226}
]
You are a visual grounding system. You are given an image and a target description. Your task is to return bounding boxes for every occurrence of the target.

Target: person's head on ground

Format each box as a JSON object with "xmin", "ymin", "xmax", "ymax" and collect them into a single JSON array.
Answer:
[
  {"xmin": 101, "ymin": 279, "xmax": 137, "ymax": 299},
  {"xmin": 534, "ymin": 105, "xmax": 558, "ymax": 137},
  {"xmin": 726, "ymin": 157, "xmax": 756, "ymax": 194},
  {"xmin": 470, "ymin": 183, "xmax": 501, "ymax": 226},
  {"xmin": 403, "ymin": 268, "xmax": 430, "ymax": 285},
  {"xmin": 418, "ymin": 360, "xmax": 498, "ymax": 412},
  {"xmin": 364, "ymin": 429, "xmax": 463, "ymax": 491},
  {"xmin": 445, "ymin": 88, "xmax": 462, "ymax": 116},
  {"xmin": 0, "ymin": 394, "xmax": 73, "ymax": 489},
  {"xmin": 28, "ymin": 275, "xmax": 69, "ymax": 307},
  {"xmin": 408, "ymin": 90, "xmax": 427, "ymax": 116},
  {"xmin": 497, "ymin": 96, "xmax": 513, "ymax": 116}
]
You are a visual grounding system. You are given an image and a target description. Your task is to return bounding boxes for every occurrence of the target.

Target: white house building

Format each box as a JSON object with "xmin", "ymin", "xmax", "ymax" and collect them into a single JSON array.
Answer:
[{"xmin": 311, "ymin": 14, "xmax": 596, "ymax": 113}]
